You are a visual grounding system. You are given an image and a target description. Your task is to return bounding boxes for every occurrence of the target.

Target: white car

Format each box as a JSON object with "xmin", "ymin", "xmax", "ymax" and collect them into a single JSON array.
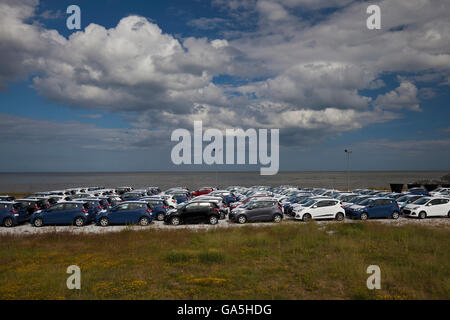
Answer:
[
  {"xmin": 402, "ymin": 197, "xmax": 450, "ymax": 219},
  {"xmin": 292, "ymin": 198, "xmax": 345, "ymax": 222},
  {"xmin": 429, "ymin": 188, "xmax": 450, "ymax": 196}
]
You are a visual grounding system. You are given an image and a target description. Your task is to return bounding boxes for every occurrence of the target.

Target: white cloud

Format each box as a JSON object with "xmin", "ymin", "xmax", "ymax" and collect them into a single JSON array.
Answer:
[
  {"xmin": 374, "ymin": 81, "xmax": 421, "ymax": 112},
  {"xmin": 0, "ymin": 0, "xmax": 449, "ymax": 149}
]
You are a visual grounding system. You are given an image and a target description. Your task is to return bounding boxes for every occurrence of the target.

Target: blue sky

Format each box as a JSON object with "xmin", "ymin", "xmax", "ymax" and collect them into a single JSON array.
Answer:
[{"xmin": 0, "ymin": 0, "xmax": 449, "ymax": 172}]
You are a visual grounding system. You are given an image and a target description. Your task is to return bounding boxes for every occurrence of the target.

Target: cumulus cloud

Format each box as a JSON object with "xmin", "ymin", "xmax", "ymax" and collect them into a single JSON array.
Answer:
[
  {"xmin": 374, "ymin": 81, "xmax": 421, "ymax": 112},
  {"xmin": 1, "ymin": 0, "xmax": 450, "ymax": 150}
]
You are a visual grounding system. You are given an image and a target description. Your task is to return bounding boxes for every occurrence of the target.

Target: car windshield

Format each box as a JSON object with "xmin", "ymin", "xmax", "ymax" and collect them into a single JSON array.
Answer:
[
  {"xmin": 396, "ymin": 196, "xmax": 409, "ymax": 202},
  {"xmin": 302, "ymin": 199, "xmax": 317, "ymax": 207},
  {"xmin": 358, "ymin": 199, "xmax": 372, "ymax": 206},
  {"xmin": 413, "ymin": 198, "xmax": 429, "ymax": 205},
  {"xmin": 353, "ymin": 197, "xmax": 369, "ymax": 204}
]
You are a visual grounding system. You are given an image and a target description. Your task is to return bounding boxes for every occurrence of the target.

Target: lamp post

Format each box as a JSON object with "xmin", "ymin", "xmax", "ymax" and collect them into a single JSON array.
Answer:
[{"xmin": 344, "ymin": 149, "xmax": 352, "ymax": 191}]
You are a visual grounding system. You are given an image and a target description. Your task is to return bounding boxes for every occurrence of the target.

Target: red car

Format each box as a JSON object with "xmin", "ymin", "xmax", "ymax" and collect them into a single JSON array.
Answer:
[{"xmin": 192, "ymin": 187, "xmax": 214, "ymax": 197}]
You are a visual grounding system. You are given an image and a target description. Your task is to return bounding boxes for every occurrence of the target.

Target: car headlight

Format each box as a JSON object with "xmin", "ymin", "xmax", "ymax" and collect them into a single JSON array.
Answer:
[{"xmin": 14, "ymin": 214, "xmax": 19, "ymax": 217}]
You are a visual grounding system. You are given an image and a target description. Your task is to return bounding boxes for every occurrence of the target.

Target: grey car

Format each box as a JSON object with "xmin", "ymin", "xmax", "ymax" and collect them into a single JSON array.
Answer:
[{"xmin": 229, "ymin": 199, "xmax": 283, "ymax": 224}]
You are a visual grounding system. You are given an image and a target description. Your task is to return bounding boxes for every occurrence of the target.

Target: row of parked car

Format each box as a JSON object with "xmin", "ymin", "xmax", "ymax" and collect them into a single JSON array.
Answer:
[{"xmin": 0, "ymin": 185, "xmax": 449, "ymax": 228}]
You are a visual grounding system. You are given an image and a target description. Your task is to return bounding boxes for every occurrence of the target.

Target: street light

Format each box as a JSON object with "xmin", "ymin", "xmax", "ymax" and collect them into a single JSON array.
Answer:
[{"xmin": 344, "ymin": 149, "xmax": 352, "ymax": 191}]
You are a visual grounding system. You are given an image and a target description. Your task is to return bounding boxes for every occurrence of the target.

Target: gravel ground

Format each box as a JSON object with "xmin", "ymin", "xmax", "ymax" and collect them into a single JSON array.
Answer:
[{"xmin": 0, "ymin": 216, "xmax": 448, "ymax": 236}]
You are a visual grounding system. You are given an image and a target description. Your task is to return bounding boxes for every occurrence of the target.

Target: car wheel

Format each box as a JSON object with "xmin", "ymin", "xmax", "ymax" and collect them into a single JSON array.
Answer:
[
  {"xmin": 237, "ymin": 215, "xmax": 247, "ymax": 224},
  {"xmin": 360, "ymin": 212, "xmax": 368, "ymax": 220},
  {"xmin": 302, "ymin": 213, "xmax": 312, "ymax": 222},
  {"xmin": 392, "ymin": 211, "xmax": 400, "ymax": 220},
  {"xmin": 418, "ymin": 211, "xmax": 427, "ymax": 219},
  {"xmin": 448, "ymin": 211, "xmax": 450, "ymax": 218},
  {"xmin": 3, "ymin": 217, "xmax": 14, "ymax": 228},
  {"xmin": 157, "ymin": 213, "xmax": 165, "ymax": 221},
  {"xmin": 74, "ymin": 217, "xmax": 85, "ymax": 227},
  {"xmin": 33, "ymin": 218, "xmax": 43, "ymax": 227},
  {"xmin": 139, "ymin": 217, "xmax": 150, "ymax": 226},
  {"xmin": 273, "ymin": 214, "xmax": 282, "ymax": 223},
  {"xmin": 170, "ymin": 216, "xmax": 181, "ymax": 226},
  {"xmin": 209, "ymin": 215, "xmax": 218, "ymax": 225},
  {"xmin": 335, "ymin": 212, "xmax": 344, "ymax": 221},
  {"xmin": 99, "ymin": 217, "xmax": 109, "ymax": 227},
  {"xmin": 169, "ymin": 206, "xmax": 175, "ymax": 209}
]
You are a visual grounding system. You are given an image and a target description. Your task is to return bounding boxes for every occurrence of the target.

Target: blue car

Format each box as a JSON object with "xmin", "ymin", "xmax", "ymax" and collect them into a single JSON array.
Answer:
[
  {"xmin": 406, "ymin": 187, "xmax": 430, "ymax": 196},
  {"xmin": 77, "ymin": 198, "xmax": 109, "ymax": 215},
  {"xmin": 209, "ymin": 190, "xmax": 237, "ymax": 205},
  {"xmin": 96, "ymin": 201, "xmax": 153, "ymax": 226},
  {"xmin": 0, "ymin": 202, "xmax": 30, "ymax": 227},
  {"xmin": 141, "ymin": 198, "xmax": 168, "ymax": 221},
  {"xmin": 121, "ymin": 192, "xmax": 146, "ymax": 201},
  {"xmin": 30, "ymin": 201, "xmax": 95, "ymax": 227},
  {"xmin": 345, "ymin": 197, "xmax": 400, "ymax": 220}
]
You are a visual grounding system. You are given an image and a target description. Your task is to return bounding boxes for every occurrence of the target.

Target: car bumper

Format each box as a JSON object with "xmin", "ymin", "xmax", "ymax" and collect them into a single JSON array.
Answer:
[{"xmin": 401, "ymin": 209, "xmax": 417, "ymax": 217}]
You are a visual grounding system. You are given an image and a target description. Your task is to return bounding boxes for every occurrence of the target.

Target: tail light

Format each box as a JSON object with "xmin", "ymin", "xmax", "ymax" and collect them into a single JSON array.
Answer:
[
  {"xmin": 341, "ymin": 205, "xmax": 344, "ymax": 209},
  {"xmin": 10, "ymin": 209, "xmax": 18, "ymax": 214},
  {"xmin": 81, "ymin": 209, "xmax": 88, "ymax": 213},
  {"xmin": 214, "ymin": 207, "xmax": 219, "ymax": 212},
  {"xmin": 34, "ymin": 206, "xmax": 40, "ymax": 210},
  {"xmin": 163, "ymin": 206, "xmax": 168, "ymax": 209},
  {"xmin": 98, "ymin": 206, "xmax": 104, "ymax": 209},
  {"xmin": 146, "ymin": 209, "xmax": 152, "ymax": 213}
]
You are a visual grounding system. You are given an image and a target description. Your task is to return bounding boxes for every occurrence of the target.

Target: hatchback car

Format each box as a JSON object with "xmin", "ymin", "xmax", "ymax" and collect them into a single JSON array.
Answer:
[
  {"xmin": 292, "ymin": 198, "xmax": 345, "ymax": 222},
  {"xmin": 141, "ymin": 198, "xmax": 169, "ymax": 221},
  {"xmin": 229, "ymin": 199, "xmax": 283, "ymax": 224},
  {"xmin": 192, "ymin": 187, "xmax": 214, "ymax": 197},
  {"xmin": 345, "ymin": 198, "xmax": 400, "ymax": 220},
  {"xmin": 164, "ymin": 202, "xmax": 220, "ymax": 225},
  {"xmin": 30, "ymin": 202, "xmax": 95, "ymax": 227},
  {"xmin": 96, "ymin": 201, "xmax": 153, "ymax": 226},
  {"xmin": 402, "ymin": 197, "xmax": 450, "ymax": 219},
  {"xmin": 188, "ymin": 197, "xmax": 228, "ymax": 219},
  {"xmin": 396, "ymin": 194, "xmax": 423, "ymax": 211},
  {"xmin": 0, "ymin": 202, "xmax": 30, "ymax": 227}
]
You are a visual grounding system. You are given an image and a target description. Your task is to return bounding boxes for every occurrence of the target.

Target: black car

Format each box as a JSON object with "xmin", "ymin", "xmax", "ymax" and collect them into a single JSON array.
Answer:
[
  {"xmin": 164, "ymin": 201, "xmax": 220, "ymax": 225},
  {"xmin": 188, "ymin": 197, "xmax": 228, "ymax": 219},
  {"xmin": 229, "ymin": 199, "xmax": 283, "ymax": 224}
]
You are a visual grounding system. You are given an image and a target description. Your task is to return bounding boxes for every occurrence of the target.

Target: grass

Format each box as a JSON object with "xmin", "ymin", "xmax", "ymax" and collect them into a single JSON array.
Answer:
[{"xmin": 0, "ymin": 222, "xmax": 448, "ymax": 299}]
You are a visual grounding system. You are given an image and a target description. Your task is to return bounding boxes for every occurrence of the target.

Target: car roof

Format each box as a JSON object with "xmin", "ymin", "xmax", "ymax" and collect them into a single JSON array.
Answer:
[{"xmin": 0, "ymin": 201, "xmax": 16, "ymax": 204}]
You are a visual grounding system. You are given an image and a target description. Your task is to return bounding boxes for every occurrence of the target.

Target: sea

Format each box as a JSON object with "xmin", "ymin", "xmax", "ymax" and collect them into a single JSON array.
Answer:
[{"xmin": 0, "ymin": 171, "xmax": 448, "ymax": 193}]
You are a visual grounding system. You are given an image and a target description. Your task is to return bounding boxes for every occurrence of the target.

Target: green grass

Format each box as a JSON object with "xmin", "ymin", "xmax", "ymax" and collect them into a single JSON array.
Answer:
[{"xmin": 0, "ymin": 223, "xmax": 448, "ymax": 299}]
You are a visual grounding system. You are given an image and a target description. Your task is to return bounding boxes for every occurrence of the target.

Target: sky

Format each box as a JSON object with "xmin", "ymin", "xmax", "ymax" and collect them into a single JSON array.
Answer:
[{"xmin": 0, "ymin": 0, "xmax": 449, "ymax": 172}]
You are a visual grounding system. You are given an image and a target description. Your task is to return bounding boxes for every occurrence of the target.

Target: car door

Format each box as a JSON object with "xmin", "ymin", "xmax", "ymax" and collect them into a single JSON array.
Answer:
[
  {"xmin": 181, "ymin": 203, "xmax": 200, "ymax": 223},
  {"xmin": 372, "ymin": 199, "xmax": 388, "ymax": 218},
  {"xmin": 260, "ymin": 201, "xmax": 276, "ymax": 221},
  {"xmin": 197, "ymin": 202, "xmax": 213, "ymax": 222},
  {"xmin": 427, "ymin": 199, "xmax": 444, "ymax": 216},
  {"xmin": 43, "ymin": 203, "xmax": 65, "ymax": 224},
  {"xmin": 108, "ymin": 203, "xmax": 130, "ymax": 224},
  {"xmin": 367, "ymin": 200, "xmax": 381, "ymax": 217},
  {"xmin": 312, "ymin": 201, "xmax": 330, "ymax": 219},
  {"xmin": 122, "ymin": 203, "xmax": 142, "ymax": 224},
  {"xmin": 246, "ymin": 202, "xmax": 263, "ymax": 221},
  {"xmin": 61, "ymin": 203, "xmax": 80, "ymax": 224}
]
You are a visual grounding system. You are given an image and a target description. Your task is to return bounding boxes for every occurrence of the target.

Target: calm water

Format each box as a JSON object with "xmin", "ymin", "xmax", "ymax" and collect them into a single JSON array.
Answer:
[{"xmin": 0, "ymin": 171, "xmax": 447, "ymax": 193}]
